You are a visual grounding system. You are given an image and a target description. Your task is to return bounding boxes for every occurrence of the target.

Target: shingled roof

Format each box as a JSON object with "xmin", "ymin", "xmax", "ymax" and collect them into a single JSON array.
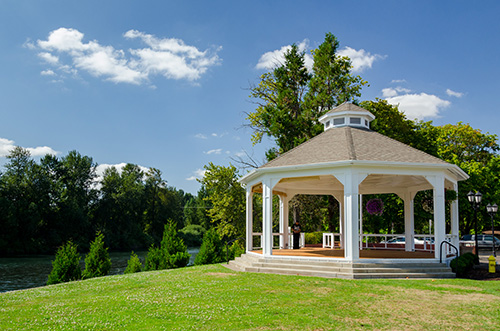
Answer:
[{"xmin": 260, "ymin": 126, "xmax": 448, "ymax": 169}]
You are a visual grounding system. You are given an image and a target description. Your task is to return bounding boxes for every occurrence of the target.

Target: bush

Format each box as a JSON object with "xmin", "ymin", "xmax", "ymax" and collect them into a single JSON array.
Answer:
[
  {"xmin": 450, "ymin": 252, "xmax": 479, "ymax": 277},
  {"xmin": 124, "ymin": 251, "xmax": 143, "ymax": 274},
  {"xmin": 82, "ymin": 232, "xmax": 111, "ymax": 279},
  {"xmin": 305, "ymin": 232, "xmax": 323, "ymax": 245},
  {"xmin": 47, "ymin": 241, "xmax": 82, "ymax": 285},
  {"xmin": 178, "ymin": 224, "xmax": 206, "ymax": 247},
  {"xmin": 144, "ymin": 221, "xmax": 191, "ymax": 271}
]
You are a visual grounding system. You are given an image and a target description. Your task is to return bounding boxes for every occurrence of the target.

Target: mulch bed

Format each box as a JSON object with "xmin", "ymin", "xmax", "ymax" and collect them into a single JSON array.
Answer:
[{"xmin": 461, "ymin": 265, "xmax": 500, "ymax": 281}]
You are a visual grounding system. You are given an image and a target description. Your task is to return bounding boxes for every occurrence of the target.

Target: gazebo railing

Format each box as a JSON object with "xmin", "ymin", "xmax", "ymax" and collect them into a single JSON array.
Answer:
[
  {"xmin": 322, "ymin": 233, "xmax": 342, "ymax": 249},
  {"xmin": 360, "ymin": 233, "xmax": 435, "ymax": 252},
  {"xmin": 251, "ymin": 232, "xmax": 304, "ymax": 250}
]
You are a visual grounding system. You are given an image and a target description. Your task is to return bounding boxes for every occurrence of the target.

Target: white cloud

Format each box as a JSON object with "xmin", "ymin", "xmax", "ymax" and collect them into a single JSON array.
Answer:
[
  {"xmin": 391, "ymin": 79, "xmax": 407, "ymax": 84},
  {"xmin": 256, "ymin": 41, "xmax": 382, "ymax": 74},
  {"xmin": 32, "ymin": 27, "xmax": 221, "ymax": 85},
  {"xmin": 256, "ymin": 39, "xmax": 313, "ymax": 71},
  {"xmin": 205, "ymin": 148, "xmax": 222, "ymax": 155},
  {"xmin": 446, "ymin": 89, "xmax": 464, "ymax": 98},
  {"xmin": 38, "ymin": 52, "xmax": 59, "ymax": 65},
  {"xmin": 95, "ymin": 163, "xmax": 149, "ymax": 179},
  {"xmin": 195, "ymin": 133, "xmax": 208, "ymax": 139},
  {"xmin": 385, "ymin": 93, "xmax": 451, "ymax": 120},
  {"xmin": 382, "ymin": 86, "xmax": 412, "ymax": 98},
  {"xmin": 41, "ymin": 69, "xmax": 56, "ymax": 76},
  {"xmin": 0, "ymin": 137, "xmax": 59, "ymax": 157},
  {"xmin": 186, "ymin": 168, "xmax": 206, "ymax": 181},
  {"xmin": 337, "ymin": 47, "xmax": 385, "ymax": 73}
]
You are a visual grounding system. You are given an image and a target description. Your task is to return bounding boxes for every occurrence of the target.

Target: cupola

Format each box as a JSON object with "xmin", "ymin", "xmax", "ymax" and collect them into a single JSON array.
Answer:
[{"xmin": 318, "ymin": 102, "xmax": 375, "ymax": 131}]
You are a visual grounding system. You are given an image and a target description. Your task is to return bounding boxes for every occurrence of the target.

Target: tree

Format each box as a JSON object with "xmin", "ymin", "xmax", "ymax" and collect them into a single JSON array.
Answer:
[
  {"xmin": 247, "ymin": 32, "xmax": 367, "ymax": 158},
  {"xmin": 47, "ymin": 241, "xmax": 82, "ymax": 285},
  {"xmin": 144, "ymin": 221, "xmax": 190, "ymax": 270},
  {"xmin": 82, "ymin": 232, "xmax": 111, "ymax": 279},
  {"xmin": 199, "ymin": 163, "xmax": 246, "ymax": 239},
  {"xmin": 124, "ymin": 251, "xmax": 143, "ymax": 274}
]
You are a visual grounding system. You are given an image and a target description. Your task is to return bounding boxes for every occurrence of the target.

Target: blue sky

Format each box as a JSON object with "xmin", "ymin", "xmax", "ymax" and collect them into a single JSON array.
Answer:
[{"xmin": 1, "ymin": 1, "xmax": 499, "ymax": 194}]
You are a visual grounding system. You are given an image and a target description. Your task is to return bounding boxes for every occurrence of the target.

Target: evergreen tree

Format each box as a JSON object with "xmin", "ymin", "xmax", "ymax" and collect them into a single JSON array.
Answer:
[
  {"xmin": 124, "ymin": 251, "xmax": 143, "ymax": 274},
  {"xmin": 47, "ymin": 241, "xmax": 81, "ymax": 285},
  {"xmin": 82, "ymin": 232, "xmax": 111, "ymax": 279}
]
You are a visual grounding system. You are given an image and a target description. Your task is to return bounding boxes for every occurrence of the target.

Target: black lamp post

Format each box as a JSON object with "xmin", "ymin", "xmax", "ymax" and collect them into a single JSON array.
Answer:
[
  {"xmin": 467, "ymin": 191, "xmax": 482, "ymax": 260},
  {"xmin": 486, "ymin": 203, "xmax": 498, "ymax": 257}
]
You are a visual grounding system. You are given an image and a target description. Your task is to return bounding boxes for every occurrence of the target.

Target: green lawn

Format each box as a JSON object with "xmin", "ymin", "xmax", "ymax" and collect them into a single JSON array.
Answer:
[{"xmin": 1, "ymin": 264, "xmax": 499, "ymax": 330}]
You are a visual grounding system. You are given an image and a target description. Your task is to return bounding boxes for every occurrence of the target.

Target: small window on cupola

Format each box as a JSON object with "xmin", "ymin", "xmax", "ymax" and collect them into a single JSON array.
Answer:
[
  {"xmin": 333, "ymin": 118, "xmax": 345, "ymax": 126},
  {"xmin": 350, "ymin": 117, "xmax": 361, "ymax": 125}
]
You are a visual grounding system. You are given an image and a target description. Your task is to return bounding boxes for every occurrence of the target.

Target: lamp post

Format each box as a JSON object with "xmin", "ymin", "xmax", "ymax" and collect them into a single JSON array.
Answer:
[
  {"xmin": 486, "ymin": 203, "xmax": 498, "ymax": 257},
  {"xmin": 467, "ymin": 191, "xmax": 482, "ymax": 260}
]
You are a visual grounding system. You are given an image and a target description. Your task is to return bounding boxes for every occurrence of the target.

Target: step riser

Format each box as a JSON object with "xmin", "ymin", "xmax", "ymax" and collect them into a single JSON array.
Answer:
[{"xmin": 230, "ymin": 254, "xmax": 455, "ymax": 279}]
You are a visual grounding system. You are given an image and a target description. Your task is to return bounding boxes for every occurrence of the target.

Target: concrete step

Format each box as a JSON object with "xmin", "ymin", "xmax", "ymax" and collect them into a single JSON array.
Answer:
[{"xmin": 226, "ymin": 253, "xmax": 455, "ymax": 279}]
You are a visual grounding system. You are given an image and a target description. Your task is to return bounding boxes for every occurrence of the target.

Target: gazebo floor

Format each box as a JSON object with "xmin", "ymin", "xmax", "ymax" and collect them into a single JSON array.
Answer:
[{"xmin": 251, "ymin": 247, "xmax": 435, "ymax": 259}]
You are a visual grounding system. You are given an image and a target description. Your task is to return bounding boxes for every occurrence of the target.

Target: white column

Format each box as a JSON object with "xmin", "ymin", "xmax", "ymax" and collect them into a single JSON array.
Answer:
[
  {"xmin": 450, "ymin": 182, "xmax": 460, "ymax": 250},
  {"xmin": 433, "ymin": 176, "xmax": 446, "ymax": 259},
  {"xmin": 359, "ymin": 194, "xmax": 363, "ymax": 250},
  {"xmin": 279, "ymin": 195, "xmax": 290, "ymax": 249},
  {"xmin": 344, "ymin": 172, "xmax": 360, "ymax": 261},
  {"xmin": 403, "ymin": 192, "xmax": 415, "ymax": 252},
  {"xmin": 262, "ymin": 180, "xmax": 273, "ymax": 256},
  {"xmin": 245, "ymin": 189, "xmax": 253, "ymax": 252},
  {"xmin": 333, "ymin": 193, "xmax": 344, "ymax": 249}
]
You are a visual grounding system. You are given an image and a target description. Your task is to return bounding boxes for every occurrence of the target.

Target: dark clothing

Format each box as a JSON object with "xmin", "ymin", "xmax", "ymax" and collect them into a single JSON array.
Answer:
[{"xmin": 292, "ymin": 222, "xmax": 301, "ymax": 249}]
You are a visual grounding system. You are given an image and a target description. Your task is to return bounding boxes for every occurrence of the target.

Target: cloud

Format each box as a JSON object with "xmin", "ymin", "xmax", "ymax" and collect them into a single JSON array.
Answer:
[
  {"xmin": 256, "ymin": 39, "xmax": 313, "ymax": 71},
  {"xmin": 446, "ymin": 89, "xmax": 464, "ymax": 98},
  {"xmin": 41, "ymin": 69, "xmax": 56, "ymax": 76},
  {"xmin": 31, "ymin": 27, "xmax": 221, "ymax": 85},
  {"xmin": 255, "ymin": 41, "xmax": 382, "ymax": 74},
  {"xmin": 205, "ymin": 148, "xmax": 222, "ymax": 155},
  {"xmin": 195, "ymin": 133, "xmax": 208, "ymax": 139},
  {"xmin": 381, "ymin": 87, "xmax": 412, "ymax": 98},
  {"xmin": 186, "ymin": 168, "xmax": 206, "ymax": 181},
  {"xmin": 0, "ymin": 137, "xmax": 59, "ymax": 157},
  {"xmin": 385, "ymin": 93, "xmax": 451, "ymax": 120},
  {"xmin": 95, "ymin": 163, "xmax": 150, "ymax": 179},
  {"xmin": 337, "ymin": 47, "xmax": 385, "ymax": 73},
  {"xmin": 391, "ymin": 79, "xmax": 407, "ymax": 84}
]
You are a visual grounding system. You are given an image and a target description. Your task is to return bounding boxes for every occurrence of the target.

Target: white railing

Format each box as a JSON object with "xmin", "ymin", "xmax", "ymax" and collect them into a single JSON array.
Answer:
[
  {"xmin": 360, "ymin": 233, "xmax": 435, "ymax": 252},
  {"xmin": 251, "ymin": 232, "xmax": 304, "ymax": 249},
  {"xmin": 443, "ymin": 234, "xmax": 458, "ymax": 257},
  {"xmin": 322, "ymin": 233, "xmax": 342, "ymax": 249}
]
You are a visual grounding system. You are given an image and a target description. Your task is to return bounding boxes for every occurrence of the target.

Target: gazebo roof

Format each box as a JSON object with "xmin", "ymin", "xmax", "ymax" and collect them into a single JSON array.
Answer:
[
  {"xmin": 261, "ymin": 126, "xmax": 447, "ymax": 169},
  {"xmin": 241, "ymin": 103, "xmax": 469, "ymax": 185}
]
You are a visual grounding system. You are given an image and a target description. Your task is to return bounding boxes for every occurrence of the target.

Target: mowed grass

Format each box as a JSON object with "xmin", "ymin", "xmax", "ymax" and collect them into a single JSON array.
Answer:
[{"xmin": 1, "ymin": 264, "xmax": 499, "ymax": 330}]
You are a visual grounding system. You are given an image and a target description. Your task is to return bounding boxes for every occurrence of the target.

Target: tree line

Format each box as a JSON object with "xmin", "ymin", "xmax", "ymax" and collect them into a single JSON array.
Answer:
[{"xmin": 0, "ymin": 147, "xmax": 209, "ymax": 255}]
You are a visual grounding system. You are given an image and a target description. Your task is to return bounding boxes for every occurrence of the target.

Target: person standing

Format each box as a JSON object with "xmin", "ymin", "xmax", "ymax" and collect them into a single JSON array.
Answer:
[{"xmin": 292, "ymin": 220, "xmax": 302, "ymax": 249}]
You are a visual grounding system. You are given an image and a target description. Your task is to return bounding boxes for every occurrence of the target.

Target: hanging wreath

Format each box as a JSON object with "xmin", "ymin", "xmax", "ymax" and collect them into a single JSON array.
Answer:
[{"xmin": 366, "ymin": 198, "xmax": 384, "ymax": 216}]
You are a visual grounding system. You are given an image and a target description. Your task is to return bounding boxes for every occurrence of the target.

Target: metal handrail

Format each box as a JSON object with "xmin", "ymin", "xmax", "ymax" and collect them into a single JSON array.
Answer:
[
  {"xmin": 225, "ymin": 236, "xmax": 245, "ymax": 264},
  {"xmin": 440, "ymin": 241, "xmax": 459, "ymax": 263}
]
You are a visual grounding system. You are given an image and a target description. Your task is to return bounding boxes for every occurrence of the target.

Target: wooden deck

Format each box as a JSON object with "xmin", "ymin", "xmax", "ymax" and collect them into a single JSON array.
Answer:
[{"xmin": 251, "ymin": 247, "xmax": 435, "ymax": 259}]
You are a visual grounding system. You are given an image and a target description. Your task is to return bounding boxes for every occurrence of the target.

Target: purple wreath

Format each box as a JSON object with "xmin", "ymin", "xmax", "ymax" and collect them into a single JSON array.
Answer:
[{"xmin": 366, "ymin": 198, "xmax": 384, "ymax": 216}]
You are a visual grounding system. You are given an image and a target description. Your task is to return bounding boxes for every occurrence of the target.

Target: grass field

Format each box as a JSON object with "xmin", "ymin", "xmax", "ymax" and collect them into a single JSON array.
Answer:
[{"xmin": 1, "ymin": 264, "xmax": 499, "ymax": 330}]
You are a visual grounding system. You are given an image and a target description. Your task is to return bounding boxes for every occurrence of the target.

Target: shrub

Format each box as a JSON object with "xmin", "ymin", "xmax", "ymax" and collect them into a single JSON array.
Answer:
[
  {"xmin": 305, "ymin": 232, "xmax": 323, "ymax": 245},
  {"xmin": 450, "ymin": 252, "xmax": 479, "ymax": 277},
  {"xmin": 178, "ymin": 224, "xmax": 206, "ymax": 247},
  {"xmin": 144, "ymin": 245, "xmax": 164, "ymax": 271},
  {"xmin": 47, "ymin": 241, "xmax": 82, "ymax": 285},
  {"xmin": 194, "ymin": 229, "xmax": 225, "ymax": 265},
  {"xmin": 124, "ymin": 251, "xmax": 143, "ymax": 274},
  {"xmin": 82, "ymin": 232, "xmax": 111, "ymax": 279},
  {"xmin": 144, "ymin": 221, "xmax": 190, "ymax": 271}
]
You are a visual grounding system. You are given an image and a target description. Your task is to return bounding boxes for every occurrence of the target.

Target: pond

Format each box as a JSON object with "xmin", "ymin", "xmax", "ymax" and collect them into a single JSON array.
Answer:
[{"xmin": 0, "ymin": 248, "xmax": 199, "ymax": 293}]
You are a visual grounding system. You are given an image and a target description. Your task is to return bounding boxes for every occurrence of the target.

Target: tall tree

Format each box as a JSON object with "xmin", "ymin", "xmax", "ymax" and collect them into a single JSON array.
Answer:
[
  {"xmin": 199, "ymin": 163, "xmax": 245, "ymax": 239},
  {"xmin": 247, "ymin": 32, "xmax": 367, "ymax": 159}
]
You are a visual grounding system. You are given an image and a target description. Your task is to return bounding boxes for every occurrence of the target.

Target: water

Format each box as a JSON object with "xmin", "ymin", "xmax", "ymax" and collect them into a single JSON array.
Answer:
[{"xmin": 0, "ymin": 248, "xmax": 199, "ymax": 293}]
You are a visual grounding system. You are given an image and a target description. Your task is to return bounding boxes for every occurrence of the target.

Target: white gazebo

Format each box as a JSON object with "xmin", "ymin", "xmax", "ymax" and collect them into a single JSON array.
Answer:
[{"xmin": 239, "ymin": 103, "xmax": 469, "ymax": 264}]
